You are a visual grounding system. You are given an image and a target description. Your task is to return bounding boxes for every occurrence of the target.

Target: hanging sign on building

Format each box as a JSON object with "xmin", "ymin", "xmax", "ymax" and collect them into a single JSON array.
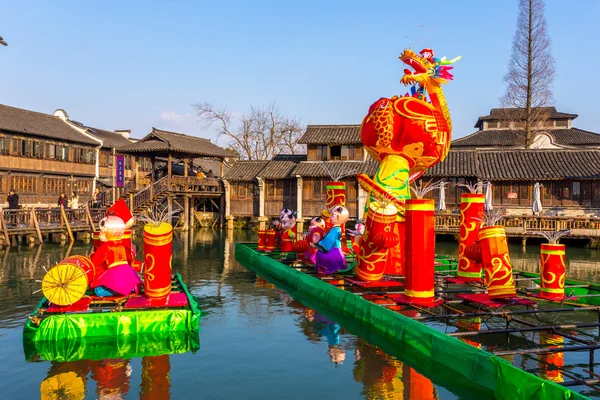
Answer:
[
  {"xmin": 116, "ymin": 155, "xmax": 125, "ymax": 187},
  {"xmin": 506, "ymin": 192, "xmax": 518, "ymax": 199}
]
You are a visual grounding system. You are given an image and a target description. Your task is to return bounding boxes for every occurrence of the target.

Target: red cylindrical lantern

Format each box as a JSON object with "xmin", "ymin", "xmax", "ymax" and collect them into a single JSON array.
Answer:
[
  {"xmin": 479, "ymin": 226, "xmax": 516, "ymax": 299},
  {"xmin": 143, "ymin": 222, "xmax": 173, "ymax": 299},
  {"xmin": 356, "ymin": 202, "xmax": 398, "ymax": 282},
  {"xmin": 404, "ymin": 199, "xmax": 436, "ymax": 304},
  {"xmin": 264, "ymin": 230, "xmax": 276, "ymax": 252},
  {"xmin": 140, "ymin": 355, "xmax": 171, "ymax": 400},
  {"xmin": 257, "ymin": 230, "xmax": 267, "ymax": 251},
  {"xmin": 458, "ymin": 193, "xmax": 485, "ymax": 281},
  {"xmin": 538, "ymin": 332, "xmax": 564, "ymax": 383},
  {"xmin": 326, "ymin": 181, "xmax": 346, "ymax": 209},
  {"xmin": 540, "ymin": 243, "xmax": 566, "ymax": 299}
]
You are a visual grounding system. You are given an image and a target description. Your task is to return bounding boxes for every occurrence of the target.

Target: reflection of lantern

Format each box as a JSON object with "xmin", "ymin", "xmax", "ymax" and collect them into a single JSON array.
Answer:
[
  {"xmin": 40, "ymin": 372, "xmax": 85, "ymax": 400},
  {"xmin": 143, "ymin": 222, "xmax": 173, "ymax": 299},
  {"xmin": 356, "ymin": 202, "xmax": 398, "ymax": 282},
  {"xmin": 540, "ymin": 244, "xmax": 566, "ymax": 299},
  {"xmin": 264, "ymin": 230, "xmax": 276, "ymax": 252},
  {"xmin": 140, "ymin": 355, "xmax": 171, "ymax": 400},
  {"xmin": 257, "ymin": 230, "xmax": 268, "ymax": 251},
  {"xmin": 457, "ymin": 317, "xmax": 482, "ymax": 349},
  {"xmin": 404, "ymin": 199, "xmax": 436, "ymax": 304},
  {"xmin": 407, "ymin": 367, "xmax": 436, "ymax": 400},
  {"xmin": 458, "ymin": 193, "xmax": 484, "ymax": 281},
  {"xmin": 479, "ymin": 226, "xmax": 516, "ymax": 299},
  {"xmin": 538, "ymin": 333, "xmax": 564, "ymax": 383},
  {"xmin": 91, "ymin": 359, "xmax": 131, "ymax": 399}
]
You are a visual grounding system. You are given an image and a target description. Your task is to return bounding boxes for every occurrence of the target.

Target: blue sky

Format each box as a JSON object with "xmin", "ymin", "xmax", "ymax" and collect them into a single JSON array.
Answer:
[{"xmin": 1, "ymin": 1, "xmax": 598, "ymax": 146}]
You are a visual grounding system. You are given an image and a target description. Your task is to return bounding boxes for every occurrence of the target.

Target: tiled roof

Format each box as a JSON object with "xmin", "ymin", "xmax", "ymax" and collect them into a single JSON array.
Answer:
[
  {"xmin": 292, "ymin": 160, "xmax": 378, "ymax": 178},
  {"xmin": 223, "ymin": 160, "xmax": 269, "ymax": 181},
  {"xmin": 86, "ymin": 126, "xmax": 132, "ymax": 149},
  {"xmin": 476, "ymin": 150, "xmax": 600, "ymax": 181},
  {"xmin": 424, "ymin": 151, "xmax": 479, "ymax": 178},
  {"xmin": 118, "ymin": 127, "xmax": 234, "ymax": 158},
  {"xmin": 0, "ymin": 104, "xmax": 99, "ymax": 145},
  {"xmin": 476, "ymin": 107, "xmax": 578, "ymax": 125},
  {"xmin": 258, "ymin": 154, "xmax": 307, "ymax": 179},
  {"xmin": 297, "ymin": 125, "xmax": 361, "ymax": 145},
  {"xmin": 452, "ymin": 128, "xmax": 600, "ymax": 148}
]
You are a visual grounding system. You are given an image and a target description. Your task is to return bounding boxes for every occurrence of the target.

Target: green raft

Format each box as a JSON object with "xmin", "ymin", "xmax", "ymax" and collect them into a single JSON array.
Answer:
[
  {"xmin": 235, "ymin": 242, "xmax": 587, "ymax": 400},
  {"xmin": 23, "ymin": 273, "xmax": 201, "ymax": 355}
]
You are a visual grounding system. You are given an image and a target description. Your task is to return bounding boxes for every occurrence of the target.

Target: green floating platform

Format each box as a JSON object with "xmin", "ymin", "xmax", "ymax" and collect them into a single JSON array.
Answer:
[
  {"xmin": 235, "ymin": 243, "xmax": 587, "ymax": 400},
  {"xmin": 23, "ymin": 273, "xmax": 201, "ymax": 350}
]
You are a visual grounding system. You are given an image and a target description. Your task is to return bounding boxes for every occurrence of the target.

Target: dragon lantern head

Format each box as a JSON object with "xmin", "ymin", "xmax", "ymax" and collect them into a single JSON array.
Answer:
[{"xmin": 399, "ymin": 48, "xmax": 460, "ymax": 87}]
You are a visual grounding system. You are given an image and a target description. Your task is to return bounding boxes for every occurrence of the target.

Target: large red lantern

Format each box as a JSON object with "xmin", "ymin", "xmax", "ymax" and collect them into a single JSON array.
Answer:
[
  {"xmin": 458, "ymin": 193, "xmax": 484, "ymax": 281},
  {"xmin": 355, "ymin": 202, "xmax": 398, "ymax": 282},
  {"xmin": 404, "ymin": 199, "xmax": 436, "ymax": 305},
  {"xmin": 264, "ymin": 230, "xmax": 276, "ymax": 252},
  {"xmin": 539, "ymin": 243, "xmax": 566, "ymax": 299},
  {"xmin": 478, "ymin": 226, "xmax": 516, "ymax": 299},
  {"xmin": 143, "ymin": 222, "xmax": 173, "ymax": 299}
]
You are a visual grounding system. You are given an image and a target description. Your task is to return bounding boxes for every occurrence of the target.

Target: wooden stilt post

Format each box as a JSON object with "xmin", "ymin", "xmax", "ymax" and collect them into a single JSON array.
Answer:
[
  {"xmin": 60, "ymin": 206, "xmax": 74, "ymax": 242},
  {"xmin": 85, "ymin": 205, "xmax": 97, "ymax": 232},
  {"xmin": 31, "ymin": 207, "xmax": 43, "ymax": 244},
  {"xmin": 0, "ymin": 208, "xmax": 9, "ymax": 246},
  {"xmin": 183, "ymin": 196, "xmax": 189, "ymax": 231}
]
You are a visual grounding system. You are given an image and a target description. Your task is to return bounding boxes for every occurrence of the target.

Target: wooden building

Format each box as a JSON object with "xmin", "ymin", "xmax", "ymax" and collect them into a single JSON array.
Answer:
[
  {"xmin": 0, "ymin": 104, "xmax": 137, "ymax": 206},
  {"xmin": 423, "ymin": 107, "xmax": 600, "ymax": 216}
]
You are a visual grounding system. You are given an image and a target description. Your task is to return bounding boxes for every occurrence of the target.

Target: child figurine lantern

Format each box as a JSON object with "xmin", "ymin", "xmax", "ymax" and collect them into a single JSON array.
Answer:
[
  {"xmin": 279, "ymin": 209, "xmax": 297, "ymax": 253},
  {"xmin": 315, "ymin": 206, "xmax": 350, "ymax": 274}
]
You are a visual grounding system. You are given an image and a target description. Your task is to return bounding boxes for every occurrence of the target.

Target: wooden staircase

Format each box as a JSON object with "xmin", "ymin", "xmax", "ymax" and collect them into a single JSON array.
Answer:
[{"xmin": 126, "ymin": 176, "xmax": 171, "ymax": 215}]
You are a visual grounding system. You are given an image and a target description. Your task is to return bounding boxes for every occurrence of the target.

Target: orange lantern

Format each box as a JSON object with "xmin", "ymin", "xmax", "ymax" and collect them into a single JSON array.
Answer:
[
  {"xmin": 356, "ymin": 202, "xmax": 398, "ymax": 282},
  {"xmin": 540, "ymin": 243, "xmax": 566, "ymax": 299},
  {"xmin": 404, "ymin": 199, "xmax": 436, "ymax": 305},
  {"xmin": 479, "ymin": 226, "xmax": 516, "ymax": 299},
  {"xmin": 257, "ymin": 230, "xmax": 268, "ymax": 251},
  {"xmin": 264, "ymin": 230, "xmax": 276, "ymax": 252},
  {"xmin": 458, "ymin": 193, "xmax": 485, "ymax": 281},
  {"xmin": 140, "ymin": 355, "xmax": 171, "ymax": 400},
  {"xmin": 143, "ymin": 222, "xmax": 173, "ymax": 299}
]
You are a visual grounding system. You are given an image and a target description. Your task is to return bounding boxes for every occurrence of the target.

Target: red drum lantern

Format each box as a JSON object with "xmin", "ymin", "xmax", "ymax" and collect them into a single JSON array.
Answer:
[
  {"xmin": 478, "ymin": 226, "xmax": 516, "ymax": 299},
  {"xmin": 257, "ymin": 230, "xmax": 268, "ymax": 251},
  {"xmin": 404, "ymin": 199, "xmax": 436, "ymax": 305},
  {"xmin": 143, "ymin": 222, "xmax": 173, "ymax": 299},
  {"xmin": 356, "ymin": 202, "xmax": 398, "ymax": 282},
  {"xmin": 458, "ymin": 193, "xmax": 485, "ymax": 281},
  {"xmin": 264, "ymin": 230, "xmax": 276, "ymax": 252},
  {"xmin": 540, "ymin": 243, "xmax": 566, "ymax": 299},
  {"xmin": 326, "ymin": 181, "xmax": 346, "ymax": 209},
  {"xmin": 41, "ymin": 255, "xmax": 99, "ymax": 306}
]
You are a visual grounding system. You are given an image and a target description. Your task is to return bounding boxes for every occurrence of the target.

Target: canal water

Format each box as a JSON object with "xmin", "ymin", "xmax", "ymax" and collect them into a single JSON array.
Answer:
[{"xmin": 1, "ymin": 231, "xmax": 598, "ymax": 399}]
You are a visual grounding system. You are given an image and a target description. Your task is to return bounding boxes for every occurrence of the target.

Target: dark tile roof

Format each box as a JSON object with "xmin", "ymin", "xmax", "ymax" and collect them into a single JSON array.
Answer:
[
  {"xmin": 476, "ymin": 150, "xmax": 600, "ymax": 181},
  {"xmin": 86, "ymin": 126, "xmax": 132, "ymax": 149},
  {"xmin": 424, "ymin": 151, "xmax": 479, "ymax": 178},
  {"xmin": 118, "ymin": 127, "xmax": 234, "ymax": 158},
  {"xmin": 297, "ymin": 125, "xmax": 361, "ymax": 145},
  {"xmin": 258, "ymin": 155, "xmax": 307, "ymax": 179},
  {"xmin": 476, "ymin": 107, "xmax": 578, "ymax": 125},
  {"xmin": 292, "ymin": 160, "xmax": 378, "ymax": 178},
  {"xmin": 452, "ymin": 128, "xmax": 600, "ymax": 148},
  {"xmin": 0, "ymin": 104, "xmax": 99, "ymax": 145},
  {"xmin": 224, "ymin": 160, "xmax": 269, "ymax": 181}
]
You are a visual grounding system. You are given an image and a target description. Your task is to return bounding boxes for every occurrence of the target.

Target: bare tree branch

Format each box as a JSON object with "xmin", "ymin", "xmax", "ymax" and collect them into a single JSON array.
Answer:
[
  {"xmin": 499, "ymin": 0, "xmax": 555, "ymax": 148},
  {"xmin": 194, "ymin": 101, "xmax": 305, "ymax": 160}
]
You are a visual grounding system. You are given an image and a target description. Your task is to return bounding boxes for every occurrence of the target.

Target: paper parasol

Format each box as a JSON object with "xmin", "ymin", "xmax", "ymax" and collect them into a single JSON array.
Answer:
[
  {"xmin": 41, "ymin": 264, "xmax": 88, "ymax": 306},
  {"xmin": 40, "ymin": 372, "xmax": 85, "ymax": 400}
]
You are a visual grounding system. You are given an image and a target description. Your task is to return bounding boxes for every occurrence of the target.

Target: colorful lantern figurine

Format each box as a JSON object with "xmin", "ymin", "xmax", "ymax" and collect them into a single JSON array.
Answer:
[
  {"xmin": 315, "ymin": 206, "xmax": 350, "ymax": 274},
  {"xmin": 90, "ymin": 215, "xmax": 142, "ymax": 297},
  {"xmin": 537, "ymin": 230, "xmax": 570, "ymax": 300},
  {"xmin": 279, "ymin": 210, "xmax": 298, "ymax": 253}
]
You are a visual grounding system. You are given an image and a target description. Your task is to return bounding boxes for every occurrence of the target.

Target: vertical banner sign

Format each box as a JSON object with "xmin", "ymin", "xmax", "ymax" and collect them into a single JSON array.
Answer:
[{"xmin": 116, "ymin": 155, "xmax": 124, "ymax": 187}]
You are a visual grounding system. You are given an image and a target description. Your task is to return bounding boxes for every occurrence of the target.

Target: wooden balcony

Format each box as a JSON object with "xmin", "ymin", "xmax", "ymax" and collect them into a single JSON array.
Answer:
[{"xmin": 435, "ymin": 214, "xmax": 600, "ymax": 239}]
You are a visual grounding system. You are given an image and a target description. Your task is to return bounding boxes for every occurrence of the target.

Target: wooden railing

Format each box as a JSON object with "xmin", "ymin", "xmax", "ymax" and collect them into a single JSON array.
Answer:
[
  {"xmin": 435, "ymin": 214, "xmax": 600, "ymax": 238},
  {"xmin": 170, "ymin": 176, "xmax": 221, "ymax": 192}
]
